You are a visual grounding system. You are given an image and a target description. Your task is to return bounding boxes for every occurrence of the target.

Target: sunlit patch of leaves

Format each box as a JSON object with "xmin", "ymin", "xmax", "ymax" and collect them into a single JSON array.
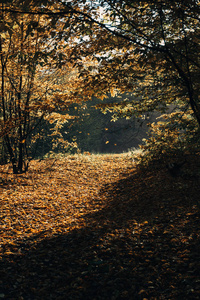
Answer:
[{"xmin": 0, "ymin": 153, "xmax": 199, "ymax": 299}]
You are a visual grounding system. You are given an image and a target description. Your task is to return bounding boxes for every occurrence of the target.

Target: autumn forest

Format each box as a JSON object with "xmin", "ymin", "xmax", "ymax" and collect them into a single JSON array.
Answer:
[{"xmin": 0, "ymin": 1, "xmax": 200, "ymax": 299}]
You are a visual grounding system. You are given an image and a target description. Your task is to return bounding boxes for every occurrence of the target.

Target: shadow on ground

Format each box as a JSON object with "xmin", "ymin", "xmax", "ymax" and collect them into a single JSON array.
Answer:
[{"xmin": 1, "ymin": 166, "xmax": 200, "ymax": 299}]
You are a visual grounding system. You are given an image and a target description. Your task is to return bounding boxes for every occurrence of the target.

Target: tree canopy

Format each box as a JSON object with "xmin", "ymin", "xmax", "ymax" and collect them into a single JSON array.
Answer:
[
  {"xmin": 70, "ymin": 0, "xmax": 199, "ymax": 123},
  {"xmin": 0, "ymin": 0, "xmax": 200, "ymax": 171},
  {"xmin": 0, "ymin": 3, "xmax": 84, "ymax": 173}
]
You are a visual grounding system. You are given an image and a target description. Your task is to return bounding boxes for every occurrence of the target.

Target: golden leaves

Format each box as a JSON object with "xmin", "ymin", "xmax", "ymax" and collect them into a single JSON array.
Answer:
[
  {"xmin": 0, "ymin": 154, "xmax": 133, "ymax": 246},
  {"xmin": 0, "ymin": 152, "xmax": 200, "ymax": 299}
]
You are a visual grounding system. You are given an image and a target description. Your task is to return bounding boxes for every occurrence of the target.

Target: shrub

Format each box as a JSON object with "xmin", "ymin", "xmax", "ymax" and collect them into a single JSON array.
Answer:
[{"xmin": 134, "ymin": 111, "xmax": 200, "ymax": 168}]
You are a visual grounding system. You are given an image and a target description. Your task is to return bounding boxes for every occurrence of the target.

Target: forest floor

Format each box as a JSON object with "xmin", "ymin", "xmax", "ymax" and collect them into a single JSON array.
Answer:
[{"xmin": 0, "ymin": 153, "xmax": 200, "ymax": 300}]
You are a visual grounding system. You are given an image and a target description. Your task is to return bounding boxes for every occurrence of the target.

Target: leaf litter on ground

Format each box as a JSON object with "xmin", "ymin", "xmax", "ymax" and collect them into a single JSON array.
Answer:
[{"xmin": 0, "ymin": 153, "xmax": 200, "ymax": 299}]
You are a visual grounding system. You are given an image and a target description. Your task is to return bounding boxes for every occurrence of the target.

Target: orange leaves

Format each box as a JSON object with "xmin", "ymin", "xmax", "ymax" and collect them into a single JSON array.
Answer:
[
  {"xmin": 0, "ymin": 152, "xmax": 200, "ymax": 299},
  {"xmin": 0, "ymin": 154, "xmax": 132, "ymax": 247}
]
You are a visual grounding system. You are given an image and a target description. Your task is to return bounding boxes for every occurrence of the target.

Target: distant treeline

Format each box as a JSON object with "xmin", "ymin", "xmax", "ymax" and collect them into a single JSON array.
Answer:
[{"xmin": 0, "ymin": 94, "xmax": 160, "ymax": 163}]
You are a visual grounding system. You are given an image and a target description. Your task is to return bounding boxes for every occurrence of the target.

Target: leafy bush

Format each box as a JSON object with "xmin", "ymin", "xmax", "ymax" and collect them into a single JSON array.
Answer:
[{"xmin": 134, "ymin": 111, "xmax": 200, "ymax": 168}]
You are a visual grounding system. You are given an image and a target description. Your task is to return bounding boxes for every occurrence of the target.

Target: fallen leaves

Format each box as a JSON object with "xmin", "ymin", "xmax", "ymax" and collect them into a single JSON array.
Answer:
[{"xmin": 0, "ymin": 153, "xmax": 200, "ymax": 299}]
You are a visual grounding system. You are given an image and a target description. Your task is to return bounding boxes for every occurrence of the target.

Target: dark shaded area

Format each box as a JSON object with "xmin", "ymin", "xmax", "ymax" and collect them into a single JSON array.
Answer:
[
  {"xmin": 0, "ymin": 162, "xmax": 200, "ymax": 299},
  {"xmin": 63, "ymin": 95, "xmax": 161, "ymax": 155}
]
